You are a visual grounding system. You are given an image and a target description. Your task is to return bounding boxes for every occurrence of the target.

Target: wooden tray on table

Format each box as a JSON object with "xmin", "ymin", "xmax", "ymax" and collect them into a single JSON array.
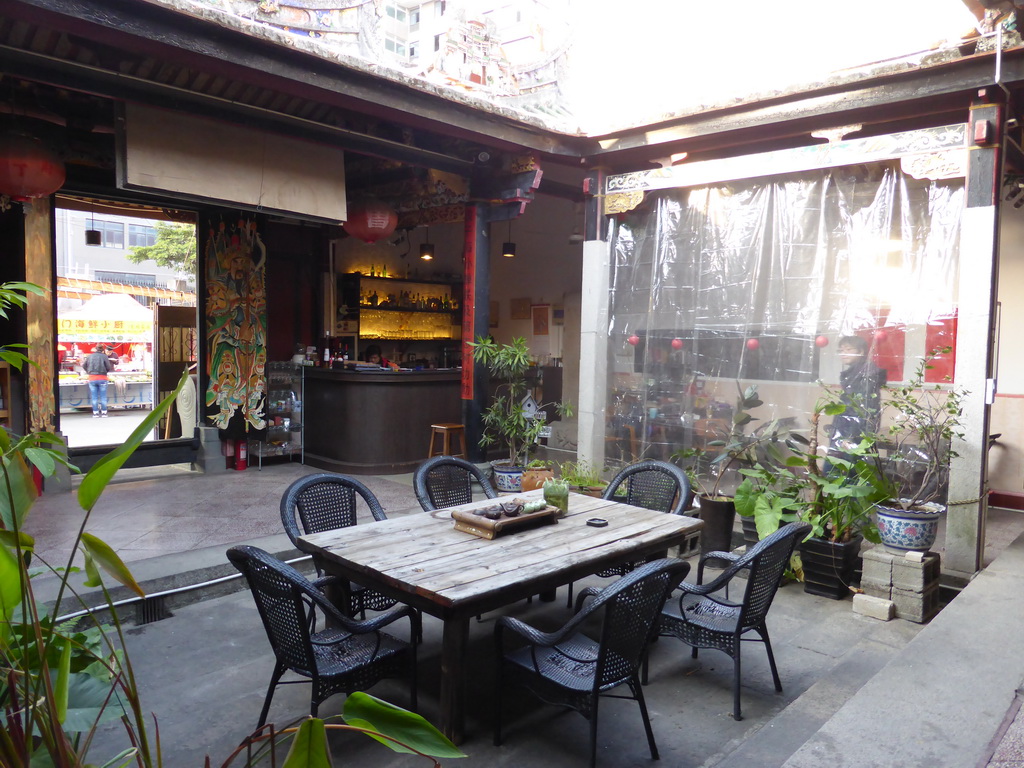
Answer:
[{"xmin": 450, "ymin": 499, "xmax": 558, "ymax": 539}]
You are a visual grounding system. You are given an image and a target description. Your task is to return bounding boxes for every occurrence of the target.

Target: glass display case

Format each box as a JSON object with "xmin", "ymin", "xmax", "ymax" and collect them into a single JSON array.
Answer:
[{"xmin": 250, "ymin": 361, "xmax": 303, "ymax": 463}]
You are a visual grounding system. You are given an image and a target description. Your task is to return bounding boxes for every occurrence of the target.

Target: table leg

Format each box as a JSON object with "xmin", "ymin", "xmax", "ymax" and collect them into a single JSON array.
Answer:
[{"xmin": 439, "ymin": 617, "xmax": 469, "ymax": 744}]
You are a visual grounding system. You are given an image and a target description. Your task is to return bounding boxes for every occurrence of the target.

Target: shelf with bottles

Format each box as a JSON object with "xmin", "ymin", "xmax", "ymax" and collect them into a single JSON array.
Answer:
[{"xmin": 342, "ymin": 274, "xmax": 462, "ymax": 315}]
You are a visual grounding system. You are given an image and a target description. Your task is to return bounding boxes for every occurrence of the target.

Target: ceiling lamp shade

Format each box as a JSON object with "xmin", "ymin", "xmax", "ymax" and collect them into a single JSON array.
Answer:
[
  {"xmin": 0, "ymin": 131, "xmax": 66, "ymax": 201},
  {"xmin": 420, "ymin": 226, "xmax": 434, "ymax": 260},
  {"xmin": 342, "ymin": 199, "xmax": 398, "ymax": 244},
  {"xmin": 502, "ymin": 242, "xmax": 516, "ymax": 258}
]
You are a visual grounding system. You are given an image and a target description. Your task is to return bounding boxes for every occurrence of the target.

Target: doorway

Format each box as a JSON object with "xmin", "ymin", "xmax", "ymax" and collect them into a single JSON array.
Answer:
[{"xmin": 54, "ymin": 197, "xmax": 198, "ymax": 459}]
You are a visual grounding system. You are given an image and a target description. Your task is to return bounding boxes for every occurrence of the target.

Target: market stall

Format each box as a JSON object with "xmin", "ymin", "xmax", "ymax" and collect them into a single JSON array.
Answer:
[{"xmin": 57, "ymin": 293, "xmax": 154, "ymax": 412}]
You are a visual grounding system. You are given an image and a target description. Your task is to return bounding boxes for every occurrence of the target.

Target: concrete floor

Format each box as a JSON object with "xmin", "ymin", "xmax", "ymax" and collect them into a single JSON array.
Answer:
[{"xmin": 20, "ymin": 460, "xmax": 1024, "ymax": 767}]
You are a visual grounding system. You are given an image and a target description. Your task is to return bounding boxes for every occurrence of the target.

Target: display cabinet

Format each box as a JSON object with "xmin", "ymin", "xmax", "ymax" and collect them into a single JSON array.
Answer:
[{"xmin": 251, "ymin": 361, "xmax": 303, "ymax": 464}]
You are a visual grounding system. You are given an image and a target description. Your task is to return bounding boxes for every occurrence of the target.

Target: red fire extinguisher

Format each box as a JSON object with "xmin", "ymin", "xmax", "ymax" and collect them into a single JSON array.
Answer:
[
  {"xmin": 235, "ymin": 439, "xmax": 248, "ymax": 471},
  {"xmin": 224, "ymin": 438, "xmax": 235, "ymax": 470}
]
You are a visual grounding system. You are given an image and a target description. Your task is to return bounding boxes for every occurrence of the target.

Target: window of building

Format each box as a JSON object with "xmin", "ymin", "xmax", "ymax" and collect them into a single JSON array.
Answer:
[
  {"xmin": 434, "ymin": 33, "xmax": 442, "ymax": 52},
  {"xmin": 386, "ymin": 4, "xmax": 407, "ymax": 22},
  {"xmin": 93, "ymin": 220, "xmax": 124, "ymax": 248},
  {"xmin": 385, "ymin": 35, "xmax": 407, "ymax": 57},
  {"xmin": 128, "ymin": 223, "xmax": 157, "ymax": 248},
  {"xmin": 94, "ymin": 271, "xmax": 157, "ymax": 287},
  {"xmin": 437, "ymin": 1, "xmax": 446, "ymax": 17},
  {"xmin": 409, "ymin": 42, "xmax": 418, "ymax": 59},
  {"xmin": 410, "ymin": 6, "xmax": 421, "ymax": 30}
]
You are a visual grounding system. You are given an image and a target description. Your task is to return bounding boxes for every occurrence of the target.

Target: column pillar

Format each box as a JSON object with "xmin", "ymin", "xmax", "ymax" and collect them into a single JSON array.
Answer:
[
  {"xmin": 578, "ymin": 168, "xmax": 609, "ymax": 469},
  {"xmin": 946, "ymin": 90, "xmax": 1003, "ymax": 580}
]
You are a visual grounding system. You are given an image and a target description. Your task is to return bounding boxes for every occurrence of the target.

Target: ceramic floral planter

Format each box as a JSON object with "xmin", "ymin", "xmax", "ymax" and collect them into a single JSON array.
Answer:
[
  {"xmin": 875, "ymin": 503, "xmax": 944, "ymax": 553},
  {"xmin": 491, "ymin": 462, "xmax": 524, "ymax": 493}
]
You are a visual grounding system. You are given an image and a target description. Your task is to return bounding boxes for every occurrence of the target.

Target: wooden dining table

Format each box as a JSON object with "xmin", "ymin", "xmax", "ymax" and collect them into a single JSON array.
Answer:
[{"xmin": 296, "ymin": 489, "xmax": 703, "ymax": 743}]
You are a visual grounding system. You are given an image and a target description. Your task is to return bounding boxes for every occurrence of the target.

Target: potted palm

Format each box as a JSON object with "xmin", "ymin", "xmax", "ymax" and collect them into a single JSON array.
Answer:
[
  {"xmin": 469, "ymin": 336, "xmax": 572, "ymax": 492},
  {"xmin": 868, "ymin": 349, "xmax": 966, "ymax": 553}
]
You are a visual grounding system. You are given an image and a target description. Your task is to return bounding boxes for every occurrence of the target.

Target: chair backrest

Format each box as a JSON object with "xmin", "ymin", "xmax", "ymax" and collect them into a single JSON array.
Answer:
[
  {"xmin": 733, "ymin": 522, "xmax": 811, "ymax": 631},
  {"xmin": 602, "ymin": 460, "xmax": 692, "ymax": 515},
  {"xmin": 280, "ymin": 473, "xmax": 387, "ymax": 546},
  {"xmin": 228, "ymin": 545, "xmax": 353, "ymax": 676},
  {"xmin": 591, "ymin": 558, "xmax": 691, "ymax": 690},
  {"xmin": 413, "ymin": 455, "xmax": 498, "ymax": 511}
]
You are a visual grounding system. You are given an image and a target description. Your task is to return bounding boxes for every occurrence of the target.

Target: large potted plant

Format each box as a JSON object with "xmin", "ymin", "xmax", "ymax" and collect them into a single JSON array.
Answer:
[
  {"xmin": 673, "ymin": 383, "xmax": 786, "ymax": 559},
  {"xmin": 868, "ymin": 349, "xmax": 967, "ymax": 553},
  {"xmin": 469, "ymin": 336, "xmax": 572, "ymax": 492}
]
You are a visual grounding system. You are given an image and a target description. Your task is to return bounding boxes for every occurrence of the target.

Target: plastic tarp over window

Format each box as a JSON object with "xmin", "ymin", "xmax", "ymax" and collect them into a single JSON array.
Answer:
[{"xmin": 605, "ymin": 162, "xmax": 963, "ymax": 482}]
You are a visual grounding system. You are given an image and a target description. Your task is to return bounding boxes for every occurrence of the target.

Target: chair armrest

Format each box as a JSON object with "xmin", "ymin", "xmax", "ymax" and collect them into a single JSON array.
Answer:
[
  {"xmin": 312, "ymin": 574, "xmax": 342, "ymax": 592},
  {"xmin": 349, "ymin": 603, "xmax": 416, "ymax": 633},
  {"xmin": 697, "ymin": 550, "xmax": 742, "ymax": 583},
  {"xmin": 573, "ymin": 586, "xmax": 602, "ymax": 614}
]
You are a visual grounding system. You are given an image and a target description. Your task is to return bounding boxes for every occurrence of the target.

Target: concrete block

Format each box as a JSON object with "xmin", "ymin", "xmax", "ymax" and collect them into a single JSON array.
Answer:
[
  {"xmin": 892, "ymin": 583, "xmax": 940, "ymax": 623},
  {"xmin": 853, "ymin": 593, "xmax": 895, "ymax": 621},
  {"xmin": 891, "ymin": 552, "xmax": 941, "ymax": 593},
  {"xmin": 860, "ymin": 575, "xmax": 893, "ymax": 600}
]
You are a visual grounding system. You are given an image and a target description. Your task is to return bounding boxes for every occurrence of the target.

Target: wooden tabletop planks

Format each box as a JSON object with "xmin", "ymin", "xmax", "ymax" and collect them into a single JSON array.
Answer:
[{"xmin": 298, "ymin": 491, "xmax": 702, "ymax": 612}]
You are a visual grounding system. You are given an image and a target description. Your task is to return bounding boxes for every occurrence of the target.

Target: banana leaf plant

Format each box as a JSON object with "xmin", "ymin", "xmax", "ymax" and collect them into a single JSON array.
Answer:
[{"xmin": 0, "ymin": 282, "xmax": 464, "ymax": 767}]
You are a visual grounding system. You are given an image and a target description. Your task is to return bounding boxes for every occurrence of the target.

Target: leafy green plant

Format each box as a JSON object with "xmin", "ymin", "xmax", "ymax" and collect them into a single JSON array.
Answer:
[
  {"xmin": 469, "ymin": 336, "xmax": 572, "ymax": 467},
  {"xmin": 870, "ymin": 348, "xmax": 967, "ymax": 511},
  {"xmin": 557, "ymin": 458, "xmax": 606, "ymax": 489},
  {"xmin": 0, "ymin": 282, "xmax": 463, "ymax": 767},
  {"xmin": 673, "ymin": 383, "xmax": 786, "ymax": 499}
]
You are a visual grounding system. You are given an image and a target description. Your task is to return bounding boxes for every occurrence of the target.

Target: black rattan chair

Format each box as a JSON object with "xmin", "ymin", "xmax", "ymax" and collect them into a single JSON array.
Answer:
[
  {"xmin": 227, "ymin": 545, "xmax": 419, "ymax": 728},
  {"xmin": 494, "ymin": 558, "xmax": 691, "ymax": 768},
  {"xmin": 413, "ymin": 455, "xmax": 498, "ymax": 512},
  {"xmin": 280, "ymin": 473, "xmax": 395, "ymax": 617},
  {"xmin": 644, "ymin": 521, "xmax": 811, "ymax": 721},
  {"xmin": 566, "ymin": 459, "xmax": 692, "ymax": 607}
]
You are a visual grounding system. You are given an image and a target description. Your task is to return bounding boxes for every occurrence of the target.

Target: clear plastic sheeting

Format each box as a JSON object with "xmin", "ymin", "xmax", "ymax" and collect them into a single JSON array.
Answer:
[{"xmin": 605, "ymin": 162, "xmax": 964, "ymax": 491}]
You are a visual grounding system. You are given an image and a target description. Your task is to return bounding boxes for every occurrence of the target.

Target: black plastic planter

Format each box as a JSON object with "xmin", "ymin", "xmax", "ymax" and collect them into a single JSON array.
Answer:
[
  {"xmin": 801, "ymin": 535, "xmax": 863, "ymax": 600},
  {"xmin": 698, "ymin": 496, "xmax": 736, "ymax": 565}
]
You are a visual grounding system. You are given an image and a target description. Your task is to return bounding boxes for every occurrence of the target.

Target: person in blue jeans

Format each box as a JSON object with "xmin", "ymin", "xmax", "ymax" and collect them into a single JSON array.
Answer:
[{"xmin": 83, "ymin": 343, "xmax": 114, "ymax": 417}]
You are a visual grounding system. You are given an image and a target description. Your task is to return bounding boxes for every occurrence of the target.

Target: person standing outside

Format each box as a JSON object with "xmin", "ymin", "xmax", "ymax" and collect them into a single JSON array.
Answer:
[
  {"xmin": 84, "ymin": 343, "xmax": 114, "ymax": 417},
  {"xmin": 830, "ymin": 335, "xmax": 887, "ymax": 458}
]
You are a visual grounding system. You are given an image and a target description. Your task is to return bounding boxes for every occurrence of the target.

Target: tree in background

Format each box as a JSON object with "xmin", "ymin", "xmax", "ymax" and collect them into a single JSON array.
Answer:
[{"xmin": 127, "ymin": 221, "xmax": 197, "ymax": 274}]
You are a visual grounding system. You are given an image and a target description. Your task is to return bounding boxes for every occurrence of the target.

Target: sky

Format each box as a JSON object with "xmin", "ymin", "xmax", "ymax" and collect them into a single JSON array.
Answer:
[{"xmin": 564, "ymin": 0, "xmax": 981, "ymax": 130}]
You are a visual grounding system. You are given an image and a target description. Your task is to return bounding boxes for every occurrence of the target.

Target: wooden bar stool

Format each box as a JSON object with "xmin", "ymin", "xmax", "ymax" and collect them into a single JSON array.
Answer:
[{"xmin": 428, "ymin": 422, "xmax": 467, "ymax": 459}]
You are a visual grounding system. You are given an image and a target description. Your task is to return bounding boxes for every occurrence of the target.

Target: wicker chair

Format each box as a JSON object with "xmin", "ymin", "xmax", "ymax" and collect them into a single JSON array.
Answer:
[
  {"xmin": 227, "ymin": 545, "xmax": 419, "ymax": 727},
  {"xmin": 280, "ymin": 473, "xmax": 395, "ymax": 617},
  {"xmin": 413, "ymin": 455, "xmax": 498, "ymax": 512},
  {"xmin": 565, "ymin": 459, "xmax": 692, "ymax": 607},
  {"xmin": 494, "ymin": 558, "xmax": 691, "ymax": 768},
  {"xmin": 645, "ymin": 521, "xmax": 811, "ymax": 721}
]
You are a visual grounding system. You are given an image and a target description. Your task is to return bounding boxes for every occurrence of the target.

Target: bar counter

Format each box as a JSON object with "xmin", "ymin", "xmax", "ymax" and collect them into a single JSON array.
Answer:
[{"xmin": 302, "ymin": 367, "xmax": 462, "ymax": 473}]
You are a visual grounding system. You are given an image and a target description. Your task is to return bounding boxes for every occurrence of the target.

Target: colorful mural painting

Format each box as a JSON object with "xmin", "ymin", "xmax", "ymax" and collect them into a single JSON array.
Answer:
[{"xmin": 204, "ymin": 218, "xmax": 267, "ymax": 437}]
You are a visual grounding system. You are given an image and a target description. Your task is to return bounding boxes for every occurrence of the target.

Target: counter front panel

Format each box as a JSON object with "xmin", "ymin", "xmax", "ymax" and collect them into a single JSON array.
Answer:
[{"xmin": 303, "ymin": 368, "xmax": 461, "ymax": 474}]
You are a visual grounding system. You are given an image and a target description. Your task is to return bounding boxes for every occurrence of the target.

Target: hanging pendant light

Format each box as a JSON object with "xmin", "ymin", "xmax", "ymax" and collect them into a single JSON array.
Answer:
[
  {"xmin": 419, "ymin": 226, "xmax": 434, "ymax": 260},
  {"xmin": 502, "ymin": 219, "xmax": 516, "ymax": 258},
  {"xmin": 85, "ymin": 205, "xmax": 101, "ymax": 246}
]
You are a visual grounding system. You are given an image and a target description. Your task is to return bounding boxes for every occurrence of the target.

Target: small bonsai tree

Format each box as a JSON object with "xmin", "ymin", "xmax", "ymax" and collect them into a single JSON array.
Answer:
[{"xmin": 469, "ymin": 336, "xmax": 572, "ymax": 467}]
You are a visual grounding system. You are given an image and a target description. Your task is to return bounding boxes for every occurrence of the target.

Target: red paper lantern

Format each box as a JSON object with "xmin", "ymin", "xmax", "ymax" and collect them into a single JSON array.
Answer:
[
  {"xmin": 745, "ymin": 338, "xmax": 760, "ymax": 351},
  {"xmin": 873, "ymin": 329, "xmax": 888, "ymax": 342},
  {"xmin": 815, "ymin": 335, "xmax": 830, "ymax": 348},
  {"xmin": 0, "ymin": 132, "xmax": 65, "ymax": 201},
  {"xmin": 627, "ymin": 334, "xmax": 640, "ymax": 346},
  {"xmin": 671, "ymin": 338, "xmax": 684, "ymax": 350},
  {"xmin": 342, "ymin": 200, "xmax": 398, "ymax": 244}
]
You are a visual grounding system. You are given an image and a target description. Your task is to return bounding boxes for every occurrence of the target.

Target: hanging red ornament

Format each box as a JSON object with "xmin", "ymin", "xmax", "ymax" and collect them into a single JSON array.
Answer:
[
  {"xmin": 815, "ymin": 335, "xmax": 830, "ymax": 348},
  {"xmin": 873, "ymin": 329, "xmax": 888, "ymax": 342},
  {"xmin": 746, "ymin": 338, "xmax": 760, "ymax": 351},
  {"xmin": 671, "ymin": 338, "xmax": 684, "ymax": 350},
  {"xmin": 342, "ymin": 200, "xmax": 398, "ymax": 244},
  {"xmin": 627, "ymin": 334, "xmax": 640, "ymax": 346},
  {"xmin": 0, "ymin": 131, "xmax": 65, "ymax": 201}
]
